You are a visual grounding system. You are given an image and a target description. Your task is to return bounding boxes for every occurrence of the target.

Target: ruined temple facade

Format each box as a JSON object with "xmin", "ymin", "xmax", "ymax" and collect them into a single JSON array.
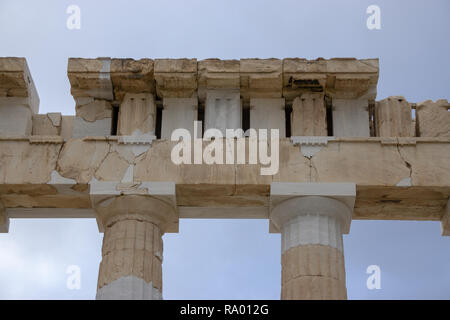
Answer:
[{"xmin": 0, "ymin": 57, "xmax": 449, "ymax": 300}]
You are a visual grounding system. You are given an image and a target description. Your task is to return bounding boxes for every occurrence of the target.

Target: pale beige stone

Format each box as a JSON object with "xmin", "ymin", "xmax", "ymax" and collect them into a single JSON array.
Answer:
[
  {"xmin": 281, "ymin": 244, "xmax": 346, "ymax": 300},
  {"xmin": 67, "ymin": 57, "xmax": 113, "ymax": 101},
  {"xmin": 98, "ymin": 218, "xmax": 163, "ymax": 290},
  {"xmin": 110, "ymin": 58, "xmax": 155, "ymax": 101},
  {"xmin": 32, "ymin": 114, "xmax": 61, "ymax": 135},
  {"xmin": 0, "ymin": 57, "xmax": 39, "ymax": 113},
  {"xmin": 240, "ymin": 58, "xmax": 282, "ymax": 99},
  {"xmin": 60, "ymin": 116, "xmax": 74, "ymax": 140},
  {"xmin": 291, "ymin": 93, "xmax": 327, "ymax": 136},
  {"xmin": 376, "ymin": 96, "xmax": 412, "ymax": 137},
  {"xmin": 282, "ymin": 58, "xmax": 378, "ymax": 101},
  {"xmin": 56, "ymin": 139, "xmax": 110, "ymax": 183},
  {"xmin": 311, "ymin": 139, "xmax": 411, "ymax": 185},
  {"xmin": 416, "ymin": 99, "xmax": 450, "ymax": 137},
  {"xmin": 154, "ymin": 59, "xmax": 197, "ymax": 98},
  {"xmin": 76, "ymin": 100, "xmax": 112, "ymax": 122},
  {"xmin": 94, "ymin": 151, "xmax": 130, "ymax": 182},
  {"xmin": 249, "ymin": 98, "xmax": 286, "ymax": 136},
  {"xmin": 198, "ymin": 59, "xmax": 240, "ymax": 90},
  {"xmin": 0, "ymin": 140, "xmax": 61, "ymax": 184},
  {"xmin": 118, "ymin": 93, "xmax": 156, "ymax": 136}
]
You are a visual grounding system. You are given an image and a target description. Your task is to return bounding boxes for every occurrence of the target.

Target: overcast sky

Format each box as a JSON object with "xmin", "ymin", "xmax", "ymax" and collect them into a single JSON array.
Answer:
[{"xmin": 0, "ymin": 0, "xmax": 449, "ymax": 299}]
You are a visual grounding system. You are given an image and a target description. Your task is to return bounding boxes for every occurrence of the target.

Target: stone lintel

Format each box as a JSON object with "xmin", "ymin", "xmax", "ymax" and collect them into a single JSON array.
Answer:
[{"xmin": 270, "ymin": 182, "xmax": 356, "ymax": 234}]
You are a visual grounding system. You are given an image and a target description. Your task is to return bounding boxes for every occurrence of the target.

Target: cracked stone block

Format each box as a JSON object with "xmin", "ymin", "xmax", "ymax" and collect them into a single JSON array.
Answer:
[
  {"xmin": 375, "ymin": 96, "xmax": 412, "ymax": 137},
  {"xmin": 291, "ymin": 93, "xmax": 327, "ymax": 136},
  {"xmin": 332, "ymin": 98, "xmax": 370, "ymax": 137},
  {"xmin": 76, "ymin": 99, "xmax": 112, "ymax": 122},
  {"xmin": 32, "ymin": 113, "xmax": 62, "ymax": 135},
  {"xmin": 416, "ymin": 99, "xmax": 450, "ymax": 138},
  {"xmin": 204, "ymin": 89, "xmax": 242, "ymax": 136},
  {"xmin": 73, "ymin": 117, "xmax": 112, "ymax": 138},
  {"xmin": 250, "ymin": 98, "xmax": 285, "ymax": 137},
  {"xmin": 161, "ymin": 97, "xmax": 198, "ymax": 140},
  {"xmin": 118, "ymin": 93, "xmax": 156, "ymax": 136}
]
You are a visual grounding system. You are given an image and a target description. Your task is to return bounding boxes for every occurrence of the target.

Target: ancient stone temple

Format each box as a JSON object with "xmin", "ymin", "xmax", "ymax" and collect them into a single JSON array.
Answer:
[{"xmin": 0, "ymin": 57, "xmax": 449, "ymax": 300}]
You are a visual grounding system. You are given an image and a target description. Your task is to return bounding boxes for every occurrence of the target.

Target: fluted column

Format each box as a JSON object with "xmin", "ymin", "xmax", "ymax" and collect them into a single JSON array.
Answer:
[
  {"xmin": 91, "ymin": 194, "xmax": 178, "ymax": 300},
  {"xmin": 97, "ymin": 216, "xmax": 163, "ymax": 299},
  {"xmin": 270, "ymin": 183, "xmax": 355, "ymax": 300}
]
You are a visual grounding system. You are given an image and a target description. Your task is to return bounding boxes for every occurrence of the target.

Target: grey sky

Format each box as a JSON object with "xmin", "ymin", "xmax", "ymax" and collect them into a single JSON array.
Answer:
[{"xmin": 0, "ymin": 0, "xmax": 449, "ymax": 299}]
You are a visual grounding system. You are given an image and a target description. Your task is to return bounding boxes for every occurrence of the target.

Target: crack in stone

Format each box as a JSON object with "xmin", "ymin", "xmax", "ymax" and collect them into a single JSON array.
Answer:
[{"xmin": 396, "ymin": 138, "xmax": 413, "ymax": 179}]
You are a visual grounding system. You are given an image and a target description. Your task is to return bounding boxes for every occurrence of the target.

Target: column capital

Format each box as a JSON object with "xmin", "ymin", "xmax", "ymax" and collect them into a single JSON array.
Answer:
[
  {"xmin": 269, "ymin": 182, "xmax": 356, "ymax": 234},
  {"xmin": 90, "ymin": 180, "xmax": 178, "ymax": 233}
]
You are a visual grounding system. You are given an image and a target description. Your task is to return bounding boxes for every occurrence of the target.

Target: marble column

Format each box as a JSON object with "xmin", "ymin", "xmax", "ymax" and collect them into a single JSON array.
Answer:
[
  {"xmin": 270, "ymin": 182, "xmax": 355, "ymax": 300},
  {"xmin": 92, "ymin": 195, "xmax": 177, "ymax": 300}
]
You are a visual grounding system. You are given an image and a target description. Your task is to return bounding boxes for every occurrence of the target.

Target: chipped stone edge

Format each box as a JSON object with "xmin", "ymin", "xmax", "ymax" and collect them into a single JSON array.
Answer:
[{"xmin": 290, "ymin": 136, "xmax": 336, "ymax": 158}]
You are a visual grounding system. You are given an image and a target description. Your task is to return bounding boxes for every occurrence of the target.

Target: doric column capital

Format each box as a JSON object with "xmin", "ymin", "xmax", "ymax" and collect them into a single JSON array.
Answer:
[
  {"xmin": 90, "ymin": 181, "xmax": 178, "ymax": 233},
  {"xmin": 270, "ymin": 183, "xmax": 356, "ymax": 300},
  {"xmin": 270, "ymin": 182, "xmax": 356, "ymax": 234}
]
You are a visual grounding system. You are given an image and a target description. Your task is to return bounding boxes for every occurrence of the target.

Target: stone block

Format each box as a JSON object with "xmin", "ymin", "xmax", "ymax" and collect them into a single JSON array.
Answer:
[
  {"xmin": 332, "ymin": 98, "xmax": 370, "ymax": 137},
  {"xmin": 204, "ymin": 89, "xmax": 242, "ymax": 135},
  {"xmin": 198, "ymin": 59, "xmax": 240, "ymax": 90},
  {"xmin": 154, "ymin": 59, "xmax": 197, "ymax": 98},
  {"xmin": 249, "ymin": 98, "xmax": 285, "ymax": 137},
  {"xmin": 0, "ymin": 57, "xmax": 40, "ymax": 114},
  {"xmin": 0, "ymin": 103, "xmax": 32, "ymax": 135},
  {"xmin": 32, "ymin": 113, "xmax": 62, "ymax": 135},
  {"xmin": 240, "ymin": 58, "xmax": 282, "ymax": 99},
  {"xmin": 110, "ymin": 58, "xmax": 155, "ymax": 101},
  {"xmin": 60, "ymin": 116, "xmax": 75, "ymax": 140},
  {"xmin": 375, "ymin": 96, "xmax": 412, "ymax": 137},
  {"xmin": 291, "ymin": 93, "xmax": 327, "ymax": 136},
  {"xmin": 161, "ymin": 97, "xmax": 198, "ymax": 139},
  {"xmin": 118, "ymin": 93, "xmax": 156, "ymax": 136},
  {"xmin": 68, "ymin": 57, "xmax": 114, "ymax": 100},
  {"xmin": 416, "ymin": 99, "xmax": 450, "ymax": 137}
]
